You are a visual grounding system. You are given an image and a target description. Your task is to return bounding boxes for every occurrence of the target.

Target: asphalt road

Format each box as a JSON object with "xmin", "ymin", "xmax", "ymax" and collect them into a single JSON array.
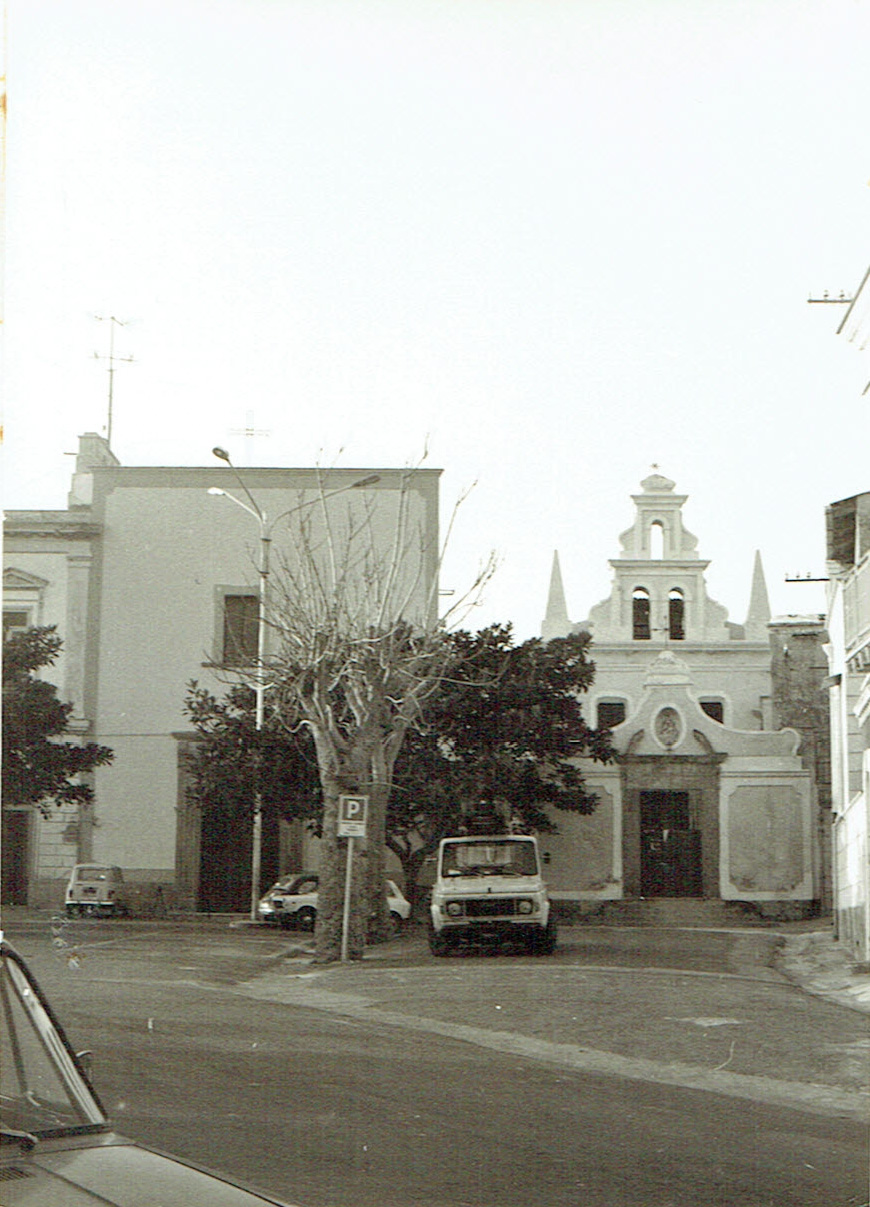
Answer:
[{"xmin": 3, "ymin": 915, "xmax": 868, "ymax": 1207}]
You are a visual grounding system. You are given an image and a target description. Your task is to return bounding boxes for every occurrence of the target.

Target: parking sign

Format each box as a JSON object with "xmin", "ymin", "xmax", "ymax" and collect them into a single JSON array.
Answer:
[{"xmin": 337, "ymin": 794, "xmax": 368, "ymax": 838}]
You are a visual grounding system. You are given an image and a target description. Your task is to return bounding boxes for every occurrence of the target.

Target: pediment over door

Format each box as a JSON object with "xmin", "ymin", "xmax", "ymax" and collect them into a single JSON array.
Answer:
[{"xmin": 3, "ymin": 568, "xmax": 50, "ymax": 591}]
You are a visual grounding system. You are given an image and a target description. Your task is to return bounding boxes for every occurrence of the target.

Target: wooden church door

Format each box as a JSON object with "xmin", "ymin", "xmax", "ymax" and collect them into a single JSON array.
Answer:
[{"xmin": 639, "ymin": 790, "xmax": 702, "ymax": 897}]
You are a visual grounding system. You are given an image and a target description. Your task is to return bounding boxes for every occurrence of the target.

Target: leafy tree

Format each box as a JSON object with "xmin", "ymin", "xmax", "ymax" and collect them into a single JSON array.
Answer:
[
  {"xmin": 387, "ymin": 625, "xmax": 614, "ymax": 902},
  {"xmin": 183, "ymin": 623, "xmax": 612, "ymax": 925},
  {"xmin": 2, "ymin": 627, "xmax": 114, "ymax": 810},
  {"xmin": 183, "ymin": 681, "xmax": 321, "ymax": 827}
]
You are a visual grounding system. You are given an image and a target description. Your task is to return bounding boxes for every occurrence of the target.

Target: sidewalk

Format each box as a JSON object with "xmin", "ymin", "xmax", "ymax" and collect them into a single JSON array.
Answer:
[{"xmin": 777, "ymin": 925, "xmax": 870, "ymax": 1015}]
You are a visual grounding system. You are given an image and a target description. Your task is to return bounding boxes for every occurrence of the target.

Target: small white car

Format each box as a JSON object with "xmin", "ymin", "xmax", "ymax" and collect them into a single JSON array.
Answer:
[
  {"xmin": 257, "ymin": 873, "xmax": 411, "ymax": 935},
  {"xmin": 64, "ymin": 865, "xmax": 129, "ymax": 918},
  {"xmin": 428, "ymin": 834, "xmax": 556, "ymax": 956}
]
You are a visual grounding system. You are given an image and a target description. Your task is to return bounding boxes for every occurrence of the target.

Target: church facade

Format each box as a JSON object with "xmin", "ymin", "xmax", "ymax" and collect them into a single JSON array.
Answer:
[{"xmin": 541, "ymin": 473, "xmax": 826, "ymax": 917}]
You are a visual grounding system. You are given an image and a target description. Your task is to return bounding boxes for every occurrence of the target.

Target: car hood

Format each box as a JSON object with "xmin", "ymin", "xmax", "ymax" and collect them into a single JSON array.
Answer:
[
  {"xmin": 436, "ymin": 874, "xmax": 545, "ymax": 894},
  {"xmin": 1, "ymin": 1135, "xmax": 296, "ymax": 1206}
]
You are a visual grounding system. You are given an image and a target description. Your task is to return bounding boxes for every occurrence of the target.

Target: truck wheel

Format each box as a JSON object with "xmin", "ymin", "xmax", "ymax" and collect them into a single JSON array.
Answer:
[
  {"xmin": 295, "ymin": 906, "xmax": 316, "ymax": 932},
  {"xmin": 427, "ymin": 924, "xmax": 452, "ymax": 957},
  {"xmin": 533, "ymin": 918, "xmax": 558, "ymax": 956}
]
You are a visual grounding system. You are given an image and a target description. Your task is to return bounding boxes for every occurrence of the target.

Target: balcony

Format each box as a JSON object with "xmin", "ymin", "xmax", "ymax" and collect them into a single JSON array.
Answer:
[{"xmin": 843, "ymin": 555, "xmax": 870, "ymax": 666}]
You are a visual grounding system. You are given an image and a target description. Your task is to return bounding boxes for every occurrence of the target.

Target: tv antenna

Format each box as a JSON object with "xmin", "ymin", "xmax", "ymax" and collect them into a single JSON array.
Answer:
[
  {"xmin": 94, "ymin": 316, "xmax": 134, "ymax": 446},
  {"xmin": 807, "ymin": 290, "xmax": 852, "ymax": 305},
  {"xmin": 230, "ymin": 409, "xmax": 271, "ymax": 465}
]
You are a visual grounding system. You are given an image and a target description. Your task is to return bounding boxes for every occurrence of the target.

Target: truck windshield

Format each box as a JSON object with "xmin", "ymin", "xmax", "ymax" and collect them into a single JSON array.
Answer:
[
  {"xmin": 1, "ymin": 945, "xmax": 106, "ymax": 1138},
  {"xmin": 442, "ymin": 840, "xmax": 538, "ymax": 877}
]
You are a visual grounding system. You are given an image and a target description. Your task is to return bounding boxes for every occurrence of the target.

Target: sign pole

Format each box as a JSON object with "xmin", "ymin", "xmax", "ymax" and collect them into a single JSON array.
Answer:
[
  {"xmin": 340, "ymin": 835, "xmax": 354, "ymax": 963},
  {"xmin": 337, "ymin": 794, "xmax": 368, "ymax": 963}
]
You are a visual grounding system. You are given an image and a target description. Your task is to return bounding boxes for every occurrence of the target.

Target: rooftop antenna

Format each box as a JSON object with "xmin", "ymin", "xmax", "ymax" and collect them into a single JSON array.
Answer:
[
  {"xmin": 94, "ymin": 316, "xmax": 134, "ymax": 446},
  {"xmin": 230, "ymin": 409, "xmax": 271, "ymax": 465},
  {"xmin": 806, "ymin": 289, "xmax": 852, "ymax": 305}
]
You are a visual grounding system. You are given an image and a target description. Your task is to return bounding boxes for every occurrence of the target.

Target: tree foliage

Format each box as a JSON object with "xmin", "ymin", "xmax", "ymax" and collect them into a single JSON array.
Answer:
[
  {"xmin": 183, "ymin": 681, "xmax": 321, "ymax": 827},
  {"xmin": 387, "ymin": 625, "xmax": 614, "ymax": 898},
  {"xmin": 2, "ymin": 627, "xmax": 114, "ymax": 811},
  {"xmin": 185, "ymin": 622, "xmax": 613, "ymax": 918}
]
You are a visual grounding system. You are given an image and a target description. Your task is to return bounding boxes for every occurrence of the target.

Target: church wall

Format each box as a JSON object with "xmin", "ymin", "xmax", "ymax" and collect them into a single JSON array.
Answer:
[
  {"xmin": 719, "ymin": 770, "xmax": 814, "ymax": 900},
  {"xmin": 542, "ymin": 769, "xmax": 622, "ymax": 900},
  {"xmin": 586, "ymin": 645, "xmax": 772, "ymax": 732}
]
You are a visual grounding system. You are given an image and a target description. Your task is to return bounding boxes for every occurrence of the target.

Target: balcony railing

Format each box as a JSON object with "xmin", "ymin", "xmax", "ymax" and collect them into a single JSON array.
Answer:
[{"xmin": 843, "ymin": 556, "xmax": 870, "ymax": 658}]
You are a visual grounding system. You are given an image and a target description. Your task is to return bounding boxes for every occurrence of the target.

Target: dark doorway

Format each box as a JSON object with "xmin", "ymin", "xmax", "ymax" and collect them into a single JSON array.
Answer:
[
  {"xmin": 198, "ymin": 807, "xmax": 279, "ymax": 912},
  {"xmin": 640, "ymin": 791, "xmax": 702, "ymax": 896},
  {"xmin": 1, "ymin": 810, "xmax": 31, "ymax": 905}
]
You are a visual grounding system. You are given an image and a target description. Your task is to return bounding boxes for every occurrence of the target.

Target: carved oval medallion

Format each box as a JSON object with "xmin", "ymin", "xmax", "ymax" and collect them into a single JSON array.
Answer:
[{"xmin": 654, "ymin": 706, "xmax": 682, "ymax": 749}]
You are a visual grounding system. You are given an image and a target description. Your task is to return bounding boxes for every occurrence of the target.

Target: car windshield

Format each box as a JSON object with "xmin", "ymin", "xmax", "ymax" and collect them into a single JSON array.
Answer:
[
  {"xmin": 1, "ymin": 945, "xmax": 106, "ymax": 1139},
  {"xmin": 441, "ymin": 840, "xmax": 538, "ymax": 877}
]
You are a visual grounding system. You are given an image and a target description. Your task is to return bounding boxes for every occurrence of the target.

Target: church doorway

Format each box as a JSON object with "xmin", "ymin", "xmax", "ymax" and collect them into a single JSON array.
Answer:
[{"xmin": 639, "ymin": 791, "xmax": 702, "ymax": 897}]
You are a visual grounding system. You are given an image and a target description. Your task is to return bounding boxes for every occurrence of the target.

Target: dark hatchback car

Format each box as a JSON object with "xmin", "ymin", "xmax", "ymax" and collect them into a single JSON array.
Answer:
[{"xmin": 0, "ymin": 936, "xmax": 300, "ymax": 1206}]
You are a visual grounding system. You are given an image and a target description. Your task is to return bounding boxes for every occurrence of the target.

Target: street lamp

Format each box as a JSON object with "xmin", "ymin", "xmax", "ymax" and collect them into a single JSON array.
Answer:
[{"xmin": 209, "ymin": 447, "xmax": 379, "ymax": 921}]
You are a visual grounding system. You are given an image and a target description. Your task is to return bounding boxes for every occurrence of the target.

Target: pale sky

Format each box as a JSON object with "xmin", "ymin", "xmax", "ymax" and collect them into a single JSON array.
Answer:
[{"xmin": 3, "ymin": 0, "xmax": 869, "ymax": 640}]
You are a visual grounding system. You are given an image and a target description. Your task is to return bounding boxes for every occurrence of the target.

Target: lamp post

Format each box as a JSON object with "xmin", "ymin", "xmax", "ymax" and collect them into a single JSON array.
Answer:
[{"xmin": 209, "ymin": 447, "xmax": 379, "ymax": 921}]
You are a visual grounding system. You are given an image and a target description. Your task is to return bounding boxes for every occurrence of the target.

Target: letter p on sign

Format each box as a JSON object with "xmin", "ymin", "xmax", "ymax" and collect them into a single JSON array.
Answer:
[{"xmin": 338, "ymin": 795, "xmax": 368, "ymax": 838}]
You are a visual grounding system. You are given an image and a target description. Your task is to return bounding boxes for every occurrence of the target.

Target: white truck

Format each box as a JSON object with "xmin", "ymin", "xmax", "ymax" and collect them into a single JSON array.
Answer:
[{"xmin": 428, "ymin": 834, "xmax": 557, "ymax": 956}]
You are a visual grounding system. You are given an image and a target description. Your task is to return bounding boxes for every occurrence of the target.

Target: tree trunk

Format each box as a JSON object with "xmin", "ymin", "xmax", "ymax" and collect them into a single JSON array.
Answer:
[{"xmin": 364, "ymin": 776, "xmax": 389, "ymax": 940}]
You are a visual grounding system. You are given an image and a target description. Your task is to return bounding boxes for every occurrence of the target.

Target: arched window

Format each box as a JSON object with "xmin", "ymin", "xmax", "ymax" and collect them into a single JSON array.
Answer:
[
  {"xmin": 597, "ymin": 699, "xmax": 627, "ymax": 729},
  {"xmin": 632, "ymin": 587, "xmax": 651, "ymax": 640},
  {"xmin": 649, "ymin": 521, "xmax": 664, "ymax": 559},
  {"xmin": 668, "ymin": 588, "xmax": 685, "ymax": 641}
]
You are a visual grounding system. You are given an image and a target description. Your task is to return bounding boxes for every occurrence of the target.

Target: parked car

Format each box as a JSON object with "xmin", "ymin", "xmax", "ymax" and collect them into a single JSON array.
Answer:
[
  {"xmin": 64, "ymin": 864, "xmax": 129, "ymax": 918},
  {"xmin": 428, "ymin": 834, "xmax": 557, "ymax": 956},
  {"xmin": 0, "ymin": 936, "xmax": 298, "ymax": 1205},
  {"xmin": 257, "ymin": 873, "xmax": 411, "ymax": 935}
]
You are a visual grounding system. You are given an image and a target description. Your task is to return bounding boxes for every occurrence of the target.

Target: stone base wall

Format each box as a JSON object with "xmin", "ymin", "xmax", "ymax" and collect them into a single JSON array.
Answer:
[{"xmin": 553, "ymin": 897, "xmax": 820, "ymax": 926}]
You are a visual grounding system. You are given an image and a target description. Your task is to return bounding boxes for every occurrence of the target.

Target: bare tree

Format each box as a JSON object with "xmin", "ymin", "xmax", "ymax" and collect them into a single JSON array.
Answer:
[{"xmin": 263, "ymin": 467, "xmax": 493, "ymax": 963}]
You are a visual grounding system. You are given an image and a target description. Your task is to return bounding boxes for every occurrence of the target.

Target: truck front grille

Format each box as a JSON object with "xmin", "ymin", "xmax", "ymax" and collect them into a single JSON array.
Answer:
[{"xmin": 463, "ymin": 898, "xmax": 517, "ymax": 917}]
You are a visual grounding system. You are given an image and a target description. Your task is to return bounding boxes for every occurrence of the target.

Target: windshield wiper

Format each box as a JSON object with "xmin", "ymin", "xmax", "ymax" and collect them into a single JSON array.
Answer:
[{"xmin": 1, "ymin": 1127, "xmax": 38, "ymax": 1151}]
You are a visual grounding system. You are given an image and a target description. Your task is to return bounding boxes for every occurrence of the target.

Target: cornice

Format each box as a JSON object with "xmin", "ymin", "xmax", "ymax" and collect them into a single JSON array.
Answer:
[{"xmin": 3, "ymin": 511, "xmax": 102, "ymax": 540}]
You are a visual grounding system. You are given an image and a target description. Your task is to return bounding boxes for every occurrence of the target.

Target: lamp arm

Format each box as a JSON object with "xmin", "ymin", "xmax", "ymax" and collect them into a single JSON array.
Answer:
[{"xmin": 266, "ymin": 476, "xmax": 380, "ymax": 535}]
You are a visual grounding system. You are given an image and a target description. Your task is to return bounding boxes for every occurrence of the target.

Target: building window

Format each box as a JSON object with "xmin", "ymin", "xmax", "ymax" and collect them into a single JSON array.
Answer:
[
  {"xmin": 668, "ymin": 588, "xmax": 685, "ymax": 641},
  {"xmin": 222, "ymin": 594, "xmax": 259, "ymax": 666},
  {"xmin": 650, "ymin": 521, "xmax": 664, "ymax": 559},
  {"xmin": 3, "ymin": 610, "xmax": 32, "ymax": 642},
  {"xmin": 597, "ymin": 700, "xmax": 627, "ymax": 729},
  {"xmin": 700, "ymin": 699, "xmax": 724, "ymax": 723},
  {"xmin": 632, "ymin": 588, "xmax": 651, "ymax": 640}
]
